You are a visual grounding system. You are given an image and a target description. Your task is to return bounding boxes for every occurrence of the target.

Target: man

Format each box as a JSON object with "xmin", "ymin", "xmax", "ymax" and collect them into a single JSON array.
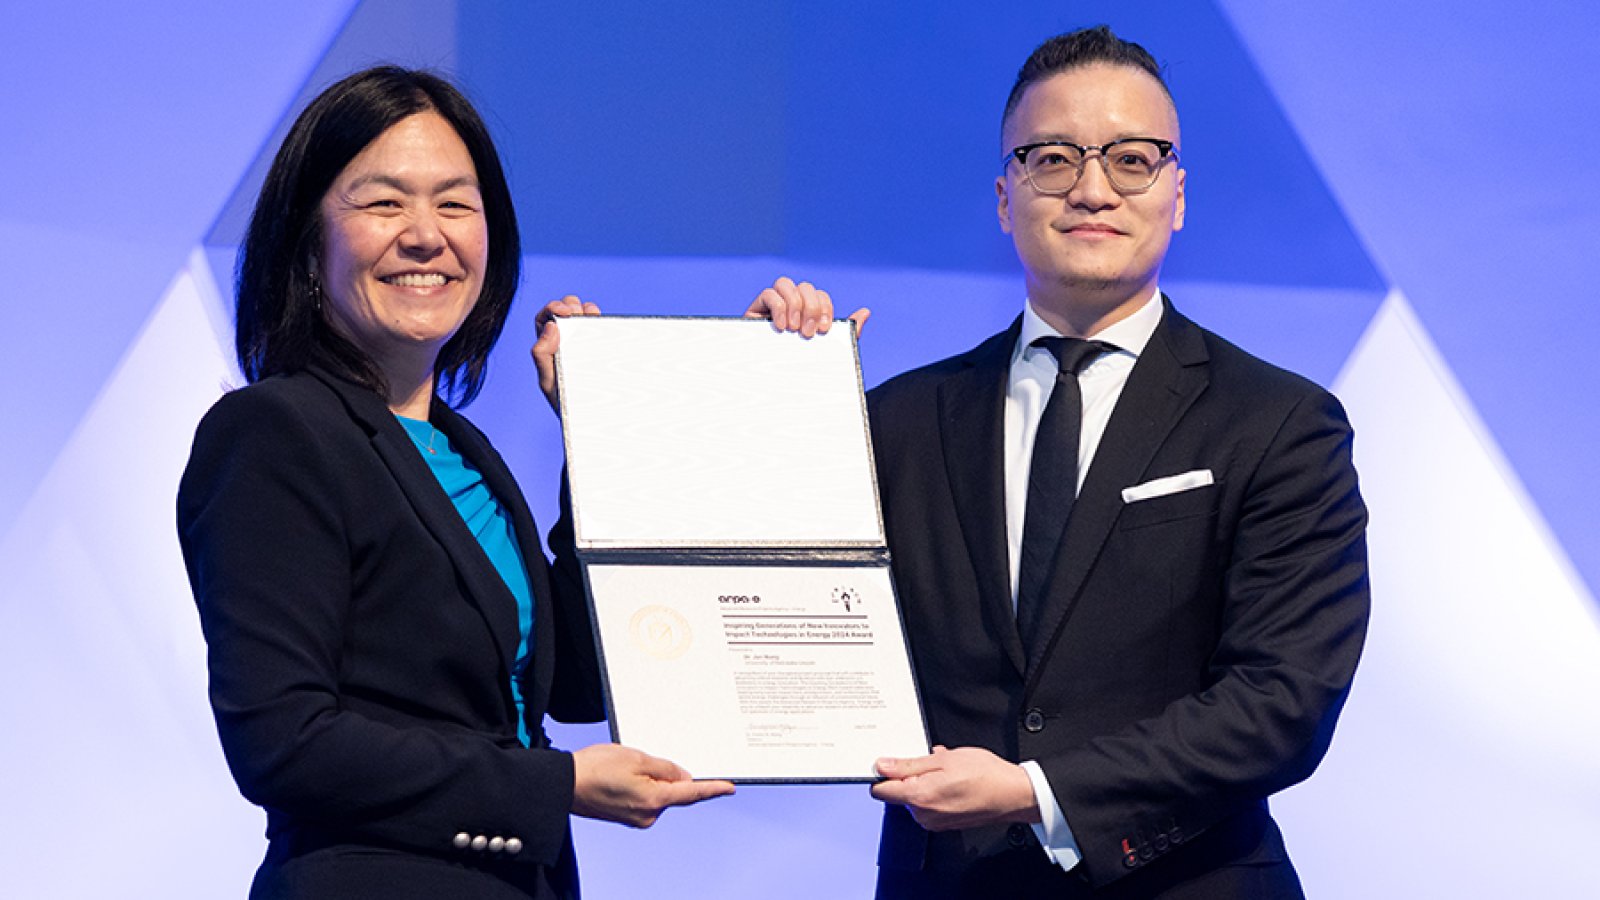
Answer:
[{"xmin": 864, "ymin": 26, "xmax": 1369, "ymax": 898}]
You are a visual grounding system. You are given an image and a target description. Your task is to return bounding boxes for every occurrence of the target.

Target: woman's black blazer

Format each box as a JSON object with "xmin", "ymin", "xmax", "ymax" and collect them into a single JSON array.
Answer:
[{"xmin": 178, "ymin": 365, "xmax": 602, "ymax": 899}]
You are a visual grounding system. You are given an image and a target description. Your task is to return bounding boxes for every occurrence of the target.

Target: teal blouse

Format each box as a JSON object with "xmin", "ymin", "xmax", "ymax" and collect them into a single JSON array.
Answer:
[{"xmin": 396, "ymin": 415, "xmax": 535, "ymax": 747}]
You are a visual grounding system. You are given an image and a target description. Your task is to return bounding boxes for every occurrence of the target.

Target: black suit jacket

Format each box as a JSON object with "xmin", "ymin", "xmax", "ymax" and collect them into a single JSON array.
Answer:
[
  {"xmin": 177, "ymin": 366, "xmax": 602, "ymax": 899},
  {"xmin": 868, "ymin": 299, "xmax": 1369, "ymax": 897}
]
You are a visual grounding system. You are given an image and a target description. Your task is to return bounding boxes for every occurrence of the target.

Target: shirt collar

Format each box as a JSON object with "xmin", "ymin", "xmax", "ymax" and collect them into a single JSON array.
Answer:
[{"xmin": 1014, "ymin": 288, "xmax": 1164, "ymax": 365}]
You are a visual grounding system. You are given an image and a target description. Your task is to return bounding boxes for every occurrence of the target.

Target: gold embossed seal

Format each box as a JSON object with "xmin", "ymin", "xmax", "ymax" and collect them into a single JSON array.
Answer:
[{"xmin": 628, "ymin": 605, "xmax": 692, "ymax": 660}]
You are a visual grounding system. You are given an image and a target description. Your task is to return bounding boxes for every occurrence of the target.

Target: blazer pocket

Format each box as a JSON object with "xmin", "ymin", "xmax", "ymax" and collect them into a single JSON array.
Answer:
[{"xmin": 1117, "ymin": 482, "xmax": 1220, "ymax": 530}]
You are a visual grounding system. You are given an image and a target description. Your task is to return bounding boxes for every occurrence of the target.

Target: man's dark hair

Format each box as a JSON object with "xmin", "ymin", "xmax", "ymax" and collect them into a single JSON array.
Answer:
[
  {"xmin": 1001, "ymin": 26, "xmax": 1173, "ymax": 134},
  {"xmin": 236, "ymin": 65, "xmax": 521, "ymax": 407}
]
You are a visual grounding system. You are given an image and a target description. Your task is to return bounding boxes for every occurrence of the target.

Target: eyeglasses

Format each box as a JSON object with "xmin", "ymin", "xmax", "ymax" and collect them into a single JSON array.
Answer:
[{"xmin": 1006, "ymin": 138, "xmax": 1178, "ymax": 195}]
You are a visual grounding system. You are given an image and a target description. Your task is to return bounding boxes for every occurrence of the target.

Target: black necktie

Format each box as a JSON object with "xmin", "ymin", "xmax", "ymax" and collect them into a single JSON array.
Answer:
[{"xmin": 1016, "ymin": 336, "xmax": 1112, "ymax": 643}]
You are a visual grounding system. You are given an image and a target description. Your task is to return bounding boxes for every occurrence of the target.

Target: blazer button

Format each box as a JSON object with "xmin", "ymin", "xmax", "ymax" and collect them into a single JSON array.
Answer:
[
  {"xmin": 1007, "ymin": 823, "xmax": 1030, "ymax": 847},
  {"xmin": 1023, "ymin": 709, "xmax": 1045, "ymax": 733}
]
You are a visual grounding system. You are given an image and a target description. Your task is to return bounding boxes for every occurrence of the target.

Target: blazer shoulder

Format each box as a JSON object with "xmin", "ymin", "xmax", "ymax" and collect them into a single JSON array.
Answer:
[
  {"xmin": 201, "ymin": 370, "xmax": 343, "ymax": 422},
  {"xmin": 1190, "ymin": 321, "xmax": 1347, "ymax": 415},
  {"xmin": 868, "ymin": 325, "xmax": 1014, "ymax": 411},
  {"xmin": 183, "ymin": 373, "xmax": 368, "ymax": 493},
  {"xmin": 178, "ymin": 374, "xmax": 361, "ymax": 541},
  {"xmin": 194, "ymin": 373, "xmax": 325, "ymax": 439}
]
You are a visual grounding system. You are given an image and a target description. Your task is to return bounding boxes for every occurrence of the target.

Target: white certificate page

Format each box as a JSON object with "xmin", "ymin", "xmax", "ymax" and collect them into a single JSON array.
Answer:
[
  {"xmin": 555, "ymin": 317, "xmax": 882, "ymax": 548},
  {"xmin": 587, "ymin": 563, "xmax": 929, "ymax": 782}
]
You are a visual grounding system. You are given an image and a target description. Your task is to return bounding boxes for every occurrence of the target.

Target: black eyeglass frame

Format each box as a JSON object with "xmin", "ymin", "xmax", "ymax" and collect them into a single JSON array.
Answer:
[{"xmin": 1005, "ymin": 138, "xmax": 1179, "ymax": 196}]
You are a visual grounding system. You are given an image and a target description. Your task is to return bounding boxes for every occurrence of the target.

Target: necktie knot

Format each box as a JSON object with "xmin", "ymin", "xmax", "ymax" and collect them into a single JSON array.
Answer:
[
  {"xmin": 1033, "ymin": 336, "xmax": 1114, "ymax": 377},
  {"xmin": 1016, "ymin": 334, "xmax": 1115, "ymax": 651}
]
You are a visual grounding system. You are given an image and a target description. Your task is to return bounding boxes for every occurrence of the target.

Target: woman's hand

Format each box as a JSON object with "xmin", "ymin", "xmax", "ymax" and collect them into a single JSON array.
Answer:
[
  {"xmin": 531, "ymin": 295, "xmax": 602, "ymax": 413},
  {"xmin": 571, "ymin": 743, "xmax": 735, "ymax": 828},
  {"xmin": 744, "ymin": 276, "xmax": 870, "ymax": 338}
]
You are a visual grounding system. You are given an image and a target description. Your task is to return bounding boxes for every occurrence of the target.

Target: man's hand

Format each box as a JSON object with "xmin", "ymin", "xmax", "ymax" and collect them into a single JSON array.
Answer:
[
  {"xmin": 870, "ymin": 745, "xmax": 1041, "ymax": 831},
  {"xmin": 744, "ymin": 276, "xmax": 870, "ymax": 337},
  {"xmin": 571, "ymin": 743, "xmax": 735, "ymax": 829},
  {"xmin": 530, "ymin": 295, "xmax": 602, "ymax": 413}
]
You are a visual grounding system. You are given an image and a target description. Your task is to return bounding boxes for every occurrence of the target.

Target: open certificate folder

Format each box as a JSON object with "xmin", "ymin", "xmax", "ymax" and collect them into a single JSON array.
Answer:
[{"xmin": 555, "ymin": 316, "xmax": 929, "ymax": 783}]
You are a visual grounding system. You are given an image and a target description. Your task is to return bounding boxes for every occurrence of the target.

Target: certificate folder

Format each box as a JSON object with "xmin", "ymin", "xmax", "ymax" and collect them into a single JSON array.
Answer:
[{"xmin": 555, "ymin": 316, "xmax": 929, "ymax": 783}]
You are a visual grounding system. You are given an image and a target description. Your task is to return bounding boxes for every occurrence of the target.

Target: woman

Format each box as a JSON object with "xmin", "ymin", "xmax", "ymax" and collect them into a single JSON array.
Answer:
[{"xmin": 177, "ymin": 66, "xmax": 843, "ymax": 899}]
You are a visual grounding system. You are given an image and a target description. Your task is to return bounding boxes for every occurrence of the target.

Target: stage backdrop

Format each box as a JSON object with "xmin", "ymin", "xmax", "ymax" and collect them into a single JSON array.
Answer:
[{"xmin": 3, "ymin": 2, "xmax": 1595, "ymax": 896}]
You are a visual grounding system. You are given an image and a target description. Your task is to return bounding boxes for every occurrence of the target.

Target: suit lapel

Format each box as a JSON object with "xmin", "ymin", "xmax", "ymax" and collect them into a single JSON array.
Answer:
[
  {"xmin": 312, "ymin": 368, "xmax": 523, "ymax": 695},
  {"xmin": 1023, "ymin": 300, "xmax": 1211, "ymax": 683},
  {"xmin": 431, "ymin": 402, "xmax": 557, "ymax": 719},
  {"xmin": 938, "ymin": 320, "xmax": 1028, "ymax": 677}
]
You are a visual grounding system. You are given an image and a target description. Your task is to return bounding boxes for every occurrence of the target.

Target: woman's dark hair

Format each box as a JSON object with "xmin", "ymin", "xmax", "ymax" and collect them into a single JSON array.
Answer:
[{"xmin": 236, "ymin": 66, "xmax": 520, "ymax": 407}]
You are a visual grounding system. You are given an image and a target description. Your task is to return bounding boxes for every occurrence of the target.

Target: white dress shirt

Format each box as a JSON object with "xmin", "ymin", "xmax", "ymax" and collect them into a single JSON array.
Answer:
[{"xmin": 1005, "ymin": 289, "xmax": 1163, "ymax": 872}]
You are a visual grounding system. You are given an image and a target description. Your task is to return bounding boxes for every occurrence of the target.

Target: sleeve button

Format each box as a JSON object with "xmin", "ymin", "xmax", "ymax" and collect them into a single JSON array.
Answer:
[
  {"xmin": 471, "ymin": 835, "xmax": 488, "ymax": 852},
  {"xmin": 505, "ymin": 837, "xmax": 523, "ymax": 855},
  {"xmin": 488, "ymin": 836, "xmax": 506, "ymax": 853},
  {"xmin": 452, "ymin": 832, "xmax": 471, "ymax": 850}
]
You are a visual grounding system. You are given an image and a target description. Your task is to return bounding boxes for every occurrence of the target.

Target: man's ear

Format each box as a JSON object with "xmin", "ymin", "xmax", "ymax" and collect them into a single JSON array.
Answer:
[
  {"xmin": 996, "ymin": 176, "xmax": 1014, "ymax": 235},
  {"xmin": 1171, "ymin": 167, "xmax": 1186, "ymax": 232}
]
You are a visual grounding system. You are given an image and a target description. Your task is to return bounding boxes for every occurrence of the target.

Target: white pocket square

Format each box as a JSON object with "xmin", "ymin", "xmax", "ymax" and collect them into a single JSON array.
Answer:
[{"xmin": 1121, "ymin": 469, "xmax": 1214, "ymax": 504}]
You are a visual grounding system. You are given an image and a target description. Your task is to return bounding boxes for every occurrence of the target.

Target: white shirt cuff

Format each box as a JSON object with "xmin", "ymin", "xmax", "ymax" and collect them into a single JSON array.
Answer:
[{"xmin": 1020, "ymin": 760, "xmax": 1082, "ymax": 871}]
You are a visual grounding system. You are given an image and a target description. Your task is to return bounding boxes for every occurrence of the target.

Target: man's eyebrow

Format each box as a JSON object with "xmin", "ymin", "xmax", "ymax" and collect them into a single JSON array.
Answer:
[
  {"xmin": 1019, "ymin": 131, "xmax": 1167, "ymax": 146},
  {"xmin": 346, "ymin": 173, "xmax": 481, "ymax": 192}
]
